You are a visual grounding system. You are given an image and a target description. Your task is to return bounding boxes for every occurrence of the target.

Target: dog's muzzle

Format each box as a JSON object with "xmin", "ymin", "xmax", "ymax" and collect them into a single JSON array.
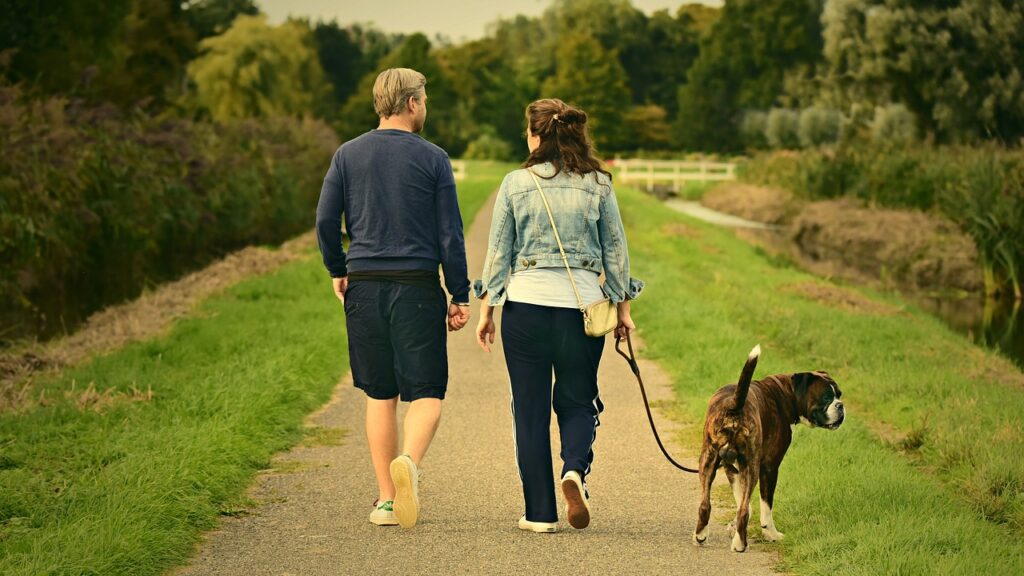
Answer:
[{"xmin": 825, "ymin": 401, "xmax": 845, "ymax": 430}]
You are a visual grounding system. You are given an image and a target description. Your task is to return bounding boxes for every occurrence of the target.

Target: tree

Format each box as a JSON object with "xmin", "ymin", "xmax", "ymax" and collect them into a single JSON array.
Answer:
[
  {"xmin": 541, "ymin": 0, "xmax": 648, "ymax": 103},
  {"xmin": 102, "ymin": 0, "xmax": 196, "ymax": 108},
  {"xmin": 438, "ymin": 36, "xmax": 532, "ymax": 151},
  {"xmin": 181, "ymin": 0, "xmax": 259, "ymax": 41},
  {"xmin": 541, "ymin": 34, "xmax": 632, "ymax": 153},
  {"xmin": 0, "ymin": 0, "xmax": 197, "ymax": 107},
  {"xmin": 676, "ymin": 3, "xmax": 721, "ymax": 38},
  {"xmin": 0, "ymin": 0, "xmax": 132, "ymax": 95},
  {"xmin": 313, "ymin": 20, "xmax": 366, "ymax": 116},
  {"xmin": 186, "ymin": 15, "xmax": 327, "ymax": 121},
  {"xmin": 819, "ymin": 0, "xmax": 1024, "ymax": 143},
  {"xmin": 676, "ymin": 0, "xmax": 825, "ymax": 151},
  {"xmin": 638, "ymin": 8, "xmax": 704, "ymax": 118},
  {"xmin": 623, "ymin": 104, "xmax": 672, "ymax": 151},
  {"xmin": 337, "ymin": 34, "xmax": 465, "ymax": 154},
  {"xmin": 798, "ymin": 105, "xmax": 843, "ymax": 147}
]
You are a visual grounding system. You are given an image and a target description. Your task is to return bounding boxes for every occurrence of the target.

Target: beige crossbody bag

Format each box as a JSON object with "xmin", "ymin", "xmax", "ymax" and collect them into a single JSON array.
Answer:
[{"xmin": 527, "ymin": 168, "xmax": 619, "ymax": 337}]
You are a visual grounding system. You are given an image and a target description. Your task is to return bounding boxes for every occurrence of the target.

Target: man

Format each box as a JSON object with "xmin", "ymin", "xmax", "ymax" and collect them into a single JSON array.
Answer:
[{"xmin": 315, "ymin": 68, "xmax": 471, "ymax": 529}]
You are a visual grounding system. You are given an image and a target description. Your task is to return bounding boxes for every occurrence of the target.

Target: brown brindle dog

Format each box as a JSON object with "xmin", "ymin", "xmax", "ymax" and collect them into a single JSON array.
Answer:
[{"xmin": 691, "ymin": 345, "xmax": 845, "ymax": 552}]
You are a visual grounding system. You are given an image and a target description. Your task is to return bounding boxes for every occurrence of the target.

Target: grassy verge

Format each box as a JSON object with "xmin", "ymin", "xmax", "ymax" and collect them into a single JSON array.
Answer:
[
  {"xmin": 455, "ymin": 160, "xmax": 518, "ymax": 224},
  {"xmin": 675, "ymin": 180, "xmax": 718, "ymax": 200},
  {"xmin": 0, "ymin": 168, "xmax": 501, "ymax": 576},
  {"xmin": 0, "ymin": 256, "xmax": 345, "ymax": 575},
  {"xmin": 618, "ymin": 184, "xmax": 1024, "ymax": 574}
]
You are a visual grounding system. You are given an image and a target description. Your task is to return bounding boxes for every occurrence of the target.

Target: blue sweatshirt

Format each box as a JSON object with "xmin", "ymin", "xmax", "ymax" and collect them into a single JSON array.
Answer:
[{"xmin": 315, "ymin": 129, "xmax": 470, "ymax": 303}]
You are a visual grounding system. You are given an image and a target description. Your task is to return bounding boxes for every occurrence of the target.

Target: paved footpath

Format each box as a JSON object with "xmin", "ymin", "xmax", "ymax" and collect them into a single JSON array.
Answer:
[{"xmin": 177, "ymin": 193, "xmax": 776, "ymax": 576}]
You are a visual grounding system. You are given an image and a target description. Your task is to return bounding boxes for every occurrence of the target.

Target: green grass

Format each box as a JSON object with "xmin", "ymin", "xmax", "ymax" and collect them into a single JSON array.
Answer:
[
  {"xmin": 675, "ymin": 180, "xmax": 718, "ymax": 200},
  {"xmin": 456, "ymin": 160, "xmax": 518, "ymax": 223},
  {"xmin": 0, "ymin": 256, "xmax": 346, "ymax": 575},
  {"xmin": 0, "ymin": 176, "xmax": 501, "ymax": 576},
  {"xmin": 618, "ymin": 183, "xmax": 1024, "ymax": 573}
]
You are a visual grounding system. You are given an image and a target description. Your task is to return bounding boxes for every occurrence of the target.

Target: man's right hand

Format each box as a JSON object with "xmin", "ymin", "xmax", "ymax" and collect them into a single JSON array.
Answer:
[{"xmin": 332, "ymin": 277, "xmax": 348, "ymax": 302}]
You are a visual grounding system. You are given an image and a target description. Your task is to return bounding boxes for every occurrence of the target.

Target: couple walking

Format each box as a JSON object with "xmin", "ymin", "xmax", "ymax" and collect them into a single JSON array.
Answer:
[{"xmin": 315, "ymin": 68, "xmax": 643, "ymax": 533}]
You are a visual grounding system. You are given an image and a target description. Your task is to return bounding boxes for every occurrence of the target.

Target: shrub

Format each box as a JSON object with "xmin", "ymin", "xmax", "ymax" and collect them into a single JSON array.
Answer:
[
  {"xmin": 871, "ymin": 103, "xmax": 918, "ymax": 146},
  {"xmin": 740, "ymin": 110, "xmax": 768, "ymax": 150},
  {"xmin": 463, "ymin": 129, "xmax": 514, "ymax": 161},
  {"xmin": 765, "ymin": 108, "xmax": 800, "ymax": 149},
  {"xmin": 0, "ymin": 83, "xmax": 338, "ymax": 339},
  {"xmin": 798, "ymin": 106, "xmax": 843, "ymax": 148}
]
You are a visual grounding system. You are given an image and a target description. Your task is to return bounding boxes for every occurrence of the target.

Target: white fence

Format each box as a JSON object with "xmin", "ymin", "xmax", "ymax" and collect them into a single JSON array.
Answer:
[
  {"xmin": 451, "ymin": 160, "xmax": 466, "ymax": 181},
  {"xmin": 615, "ymin": 158, "xmax": 736, "ymax": 193}
]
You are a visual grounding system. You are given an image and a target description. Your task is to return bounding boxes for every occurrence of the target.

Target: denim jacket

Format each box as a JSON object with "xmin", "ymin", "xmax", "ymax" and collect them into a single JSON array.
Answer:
[{"xmin": 473, "ymin": 162, "xmax": 644, "ymax": 306}]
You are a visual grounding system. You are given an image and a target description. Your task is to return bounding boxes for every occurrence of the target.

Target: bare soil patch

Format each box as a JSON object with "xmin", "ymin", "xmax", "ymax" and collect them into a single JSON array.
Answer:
[
  {"xmin": 783, "ymin": 281, "xmax": 903, "ymax": 316},
  {"xmin": 701, "ymin": 183, "xmax": 799, "ymax": 225},
  {"xmin": 706, "ymin": 186, "xmax": 983, "ymax": 295},
  {"xmin": 792, "ymin": 200, "xmax": 982, "ymax": 293},
  {"xmin": 1, "ymin": 231, "xmax": 317, "ymax": 411},
  {"xmin": 662, "ymin": 222, "xmax": 703, "ymax": 239}
]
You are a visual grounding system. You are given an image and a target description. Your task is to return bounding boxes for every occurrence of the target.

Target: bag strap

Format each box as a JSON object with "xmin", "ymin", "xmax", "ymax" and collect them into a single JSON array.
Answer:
[
  {"xmin": 615, "ymin": 333, "xmax": 699, "ymax": 474},
  {"xmin": 527, "ymin": 168, "xmax": 586, "ymax": 313}
]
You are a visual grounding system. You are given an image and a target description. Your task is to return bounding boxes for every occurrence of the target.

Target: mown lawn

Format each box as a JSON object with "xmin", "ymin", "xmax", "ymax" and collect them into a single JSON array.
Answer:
[
  {"xmin": 0, "ymin": 256, "xmax": 346, "ymax": 575},
  {"xmin": 0, "ymin": 160, "xmax": 505, "ymax": 576},
  {"xmin": 618, "ymin": 183, "xmax": 1024, "ymax": 574}
]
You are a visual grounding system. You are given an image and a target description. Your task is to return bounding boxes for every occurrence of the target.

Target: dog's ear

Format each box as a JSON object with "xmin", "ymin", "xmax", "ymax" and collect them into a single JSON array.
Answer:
[{"xmin": 792, "ymin": 372, "xmax": 816, "ymax": 398}]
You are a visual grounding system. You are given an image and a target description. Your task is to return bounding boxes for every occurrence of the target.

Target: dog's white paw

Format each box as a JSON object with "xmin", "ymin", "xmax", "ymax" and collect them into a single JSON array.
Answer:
[
  {"xmin": 731, "ymin": 531, "xmax": 746, "ymax": 552},
  {"xmin": 692, "ymin": 526, "xmax": 709, "ymax": 546},
  {"xmin": 761, "ymin": 527, "xmax": 785, "ymax": 541}
]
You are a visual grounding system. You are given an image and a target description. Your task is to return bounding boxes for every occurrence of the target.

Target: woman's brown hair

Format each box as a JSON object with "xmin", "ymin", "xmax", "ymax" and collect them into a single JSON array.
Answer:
[{"xmin": 524, "ymin": 99, "xmax": 612, "ymax": 181}]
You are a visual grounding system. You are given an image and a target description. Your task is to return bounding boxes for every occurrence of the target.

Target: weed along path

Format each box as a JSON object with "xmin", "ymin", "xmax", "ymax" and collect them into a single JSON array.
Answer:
[{"xmin": 177, "ymin": 192, "xmax": 776, "ymax": 575}]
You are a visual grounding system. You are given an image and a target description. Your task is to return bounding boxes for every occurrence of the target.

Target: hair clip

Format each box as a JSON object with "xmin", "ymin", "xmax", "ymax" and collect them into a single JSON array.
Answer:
[{"xmin": 552, "ymin": 113, "xmax": 560, "ymax": 122}]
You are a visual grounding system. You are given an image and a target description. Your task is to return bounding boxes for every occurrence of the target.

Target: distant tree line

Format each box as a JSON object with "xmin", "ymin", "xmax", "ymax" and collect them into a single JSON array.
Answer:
[{"xmin": 3, "ymin": 0, "xmax": 1022, "ymax": 156}]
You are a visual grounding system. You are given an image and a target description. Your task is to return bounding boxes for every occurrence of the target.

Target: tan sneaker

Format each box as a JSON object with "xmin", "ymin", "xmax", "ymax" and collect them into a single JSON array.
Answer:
[
  {"xmin": 518, "ymin": 516, "xmax": 558, "ymax": 533},
  {"xmin": 561, "ymin": 470, "xmax": 591, "ymax": 529},
  {"xmin": 390, "ymin": 454, "xmax": 419, "ymax": 528},
  {"xmin": 369, "ymin": 500, "xmax": 397, "ymax": 526}
]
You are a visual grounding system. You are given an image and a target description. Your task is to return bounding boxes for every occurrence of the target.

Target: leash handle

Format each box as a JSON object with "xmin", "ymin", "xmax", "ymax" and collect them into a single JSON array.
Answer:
[{"xmin": 615, "ymin": 333, "xmax": 699, "ymax": 474}]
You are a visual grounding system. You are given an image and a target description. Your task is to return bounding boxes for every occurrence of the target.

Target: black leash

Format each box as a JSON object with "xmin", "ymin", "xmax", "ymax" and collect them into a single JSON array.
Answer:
[{"xmin": 615, "ymin": 332, "xmax": 699, "ymax": 474}]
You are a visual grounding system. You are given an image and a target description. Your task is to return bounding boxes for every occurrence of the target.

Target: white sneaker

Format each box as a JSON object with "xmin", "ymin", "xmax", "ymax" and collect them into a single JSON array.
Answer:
[
  {"xmin": 561, "ymin": 470, "xmax": 591, "ymax": 529},
  {"xmin": 368, "ymin": 500, "xmax": 397, "ymax": 526},
  {"xmin": 390, "ymin": 454, "xmax": 419, "ymax": 528},
  {"xmin": 518, "ymin": 516, "xmax": 558, "ymax": 533}
]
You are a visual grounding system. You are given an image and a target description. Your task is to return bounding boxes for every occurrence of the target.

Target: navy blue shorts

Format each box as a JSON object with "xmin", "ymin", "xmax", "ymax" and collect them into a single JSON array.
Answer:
[{"xmin": 344, "ymin": 280, "xmax": 448, "ymax": 402}]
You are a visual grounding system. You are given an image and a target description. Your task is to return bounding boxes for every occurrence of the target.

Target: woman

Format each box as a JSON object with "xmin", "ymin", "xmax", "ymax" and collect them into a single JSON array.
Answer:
[{"xmin": 474, "ymin": 99, "xmax": 643, "ymax": 533}]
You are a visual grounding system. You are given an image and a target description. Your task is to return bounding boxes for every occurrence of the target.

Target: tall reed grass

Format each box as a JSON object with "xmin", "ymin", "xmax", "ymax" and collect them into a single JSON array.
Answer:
[{"xmin": 742, "ymin": 145, "xmax": 1024, "ymax": 299}]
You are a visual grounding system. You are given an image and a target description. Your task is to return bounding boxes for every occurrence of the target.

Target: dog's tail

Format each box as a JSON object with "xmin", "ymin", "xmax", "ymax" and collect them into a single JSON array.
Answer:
[{"xmin": 730, "ymin": 344, "xmax": 761, "ymax": 413}]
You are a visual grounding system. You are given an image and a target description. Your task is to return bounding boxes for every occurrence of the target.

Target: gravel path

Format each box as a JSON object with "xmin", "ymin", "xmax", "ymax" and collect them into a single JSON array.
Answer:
[
  {"xmin": 665, "ymin": 199, "xmax": 781, "ymax": 230},
  {"xmin": 176, "ymin": 192, "xmax": 777, "ymax": 575}
]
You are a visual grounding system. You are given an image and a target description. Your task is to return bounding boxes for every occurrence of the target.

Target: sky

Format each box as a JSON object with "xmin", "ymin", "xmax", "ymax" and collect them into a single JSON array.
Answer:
[{"xmin": 260, "ymin": 0, "xmax": 724, "ymax": 42}]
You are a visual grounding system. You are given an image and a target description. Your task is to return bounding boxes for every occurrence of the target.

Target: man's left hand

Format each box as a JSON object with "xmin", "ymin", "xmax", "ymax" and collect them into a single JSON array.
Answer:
[
  {"xmin": 332, "ymin": 277, "xmax": 348, "ymax": 302},
  {"xmin": 447, "ymin": 303, "xmax": 470, "ymax": 331}
]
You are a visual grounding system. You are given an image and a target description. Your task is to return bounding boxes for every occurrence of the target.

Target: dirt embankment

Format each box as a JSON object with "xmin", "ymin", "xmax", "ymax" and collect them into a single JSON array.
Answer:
[
  {"xmin": 702, "ymin": 184, "xmax": 983, "ymax": 294},
  {"xmin": 1, "ymin": 232, "xmax": 318, "ymax": 411}
]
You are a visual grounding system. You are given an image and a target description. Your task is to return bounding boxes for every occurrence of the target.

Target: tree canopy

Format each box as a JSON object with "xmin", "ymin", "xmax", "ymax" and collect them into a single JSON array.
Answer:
[
  {"xmin": 3, "ymin": 0, "xmax": 1022, "ymax": 153},
  {"xmin": 186, "ymin": 15, "xmax": 326, "ymax": 121}
]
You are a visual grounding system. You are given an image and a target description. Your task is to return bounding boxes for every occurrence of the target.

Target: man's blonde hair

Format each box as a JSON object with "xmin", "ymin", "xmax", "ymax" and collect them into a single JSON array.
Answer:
[{"xmin": 373, "ymin": 68, "xmax": 426, "ymax": 118}]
